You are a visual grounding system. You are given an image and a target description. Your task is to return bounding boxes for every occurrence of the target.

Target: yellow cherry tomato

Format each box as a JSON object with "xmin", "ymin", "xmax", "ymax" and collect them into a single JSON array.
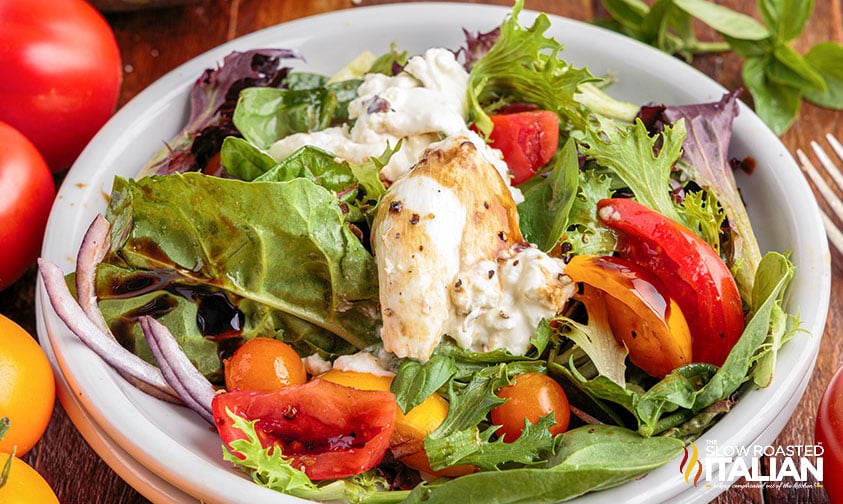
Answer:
[
  {"xmin": 0, "ymin": 453, "xmax": 59, "ymax": 504},
  {"xmin": 0, "ymin": 315, "xmax": 56, "ymax": 455},
  {"xmin": 223, "ymin": 337, "xmax": 307, "ymax": 392},
  {"xmin": 318, "ymin": 368, "xmax": 392, "ymax": 391}
]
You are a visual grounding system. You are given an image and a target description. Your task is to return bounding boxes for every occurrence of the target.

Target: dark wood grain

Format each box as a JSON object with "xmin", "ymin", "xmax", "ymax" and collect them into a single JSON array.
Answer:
[{"xmin": 3, "ymin": 1, "xmax": 840, "ymax": 502}]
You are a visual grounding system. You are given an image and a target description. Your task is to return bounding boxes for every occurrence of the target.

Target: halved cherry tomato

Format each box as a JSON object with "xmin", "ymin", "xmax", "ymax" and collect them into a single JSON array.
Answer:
[
  {"xmin": 223, "ymin": 337, "xmax": 306, "ymax": 392},
  {"xmin": 488, "ymin": 110, "xmax": 559, "ymax": 185},
  {"xmin": 212, "ymin": 378, "xmax": 396, "ymax": 480},
  {"xmin": 565, "ymin": 254, "xmax": 693, "ymax": 377},
  {"xmin": 318, "ymin": 369, "xmax": 474, "ymax": 477},
  {"xmin": 596, "ymin": 198, "xmax": 745, "ymax": 367},
  {"xmin": 815, "ymin": 364, "xmax": 843, "ymax": 502},
  {"xmin": 491, "ymin": 372, "xmax": 570, "ymax": 442}
]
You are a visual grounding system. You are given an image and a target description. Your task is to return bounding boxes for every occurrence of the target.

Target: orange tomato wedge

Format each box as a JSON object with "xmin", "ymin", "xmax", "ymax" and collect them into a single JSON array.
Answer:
[{"xmin": 565, "ymin": 255, "xmax": 692, "ymax": 377}]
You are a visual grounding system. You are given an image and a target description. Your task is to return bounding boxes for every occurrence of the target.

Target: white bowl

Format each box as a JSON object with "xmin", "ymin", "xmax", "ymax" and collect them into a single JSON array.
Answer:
[{"xmin": 37, "ymin": 3, "xmax": 831, "ymax": 503}]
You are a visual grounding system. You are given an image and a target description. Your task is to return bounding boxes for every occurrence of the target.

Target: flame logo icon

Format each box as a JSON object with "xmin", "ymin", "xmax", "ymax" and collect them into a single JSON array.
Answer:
[{"xmin": 679, "ymin": 442, "xmax": 703, "ymax": 486}]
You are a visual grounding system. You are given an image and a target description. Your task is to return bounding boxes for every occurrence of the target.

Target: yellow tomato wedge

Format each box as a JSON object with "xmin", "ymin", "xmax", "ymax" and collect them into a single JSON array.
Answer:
[{"xmin": 565, "ymin": 255, "xmax": 692, "ymax": 377}]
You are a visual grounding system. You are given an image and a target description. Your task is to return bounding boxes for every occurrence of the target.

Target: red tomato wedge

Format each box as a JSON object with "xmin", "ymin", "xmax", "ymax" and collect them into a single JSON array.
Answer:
[
  {"xmin": 565, "ymin": 255, "xmax": 693, "ymax": 377},
  {"xmin": 596, "ymin": 198, "xmax": 745, "ymax": 367},
  {"xmin": 212, "ymin": 378, "xmax": 396, "ymax": 480},
  {"xmin": 488, "ymin": 110, "xmax": 559, "ymax": 185}
]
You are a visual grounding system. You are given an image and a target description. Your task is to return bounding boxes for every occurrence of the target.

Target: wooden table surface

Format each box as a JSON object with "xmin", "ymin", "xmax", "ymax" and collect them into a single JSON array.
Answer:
[{"xmin": 1, "ymin": 0, "xmax": 840, "ymax": 502}]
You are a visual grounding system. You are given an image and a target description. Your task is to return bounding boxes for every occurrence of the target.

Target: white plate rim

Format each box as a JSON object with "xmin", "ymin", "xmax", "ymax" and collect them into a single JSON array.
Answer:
[{"xmin": 36, "ymin": 3, "xmax": 832, "ymax": 503}]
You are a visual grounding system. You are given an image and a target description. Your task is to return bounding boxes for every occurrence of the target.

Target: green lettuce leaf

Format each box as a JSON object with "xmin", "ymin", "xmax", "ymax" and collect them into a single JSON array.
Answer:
[
  {"xmin": 99, "ymin": 173, "xmax": 381, "ymax": 377},
  {"xmin": 467, "ymin": 0, "xmax": 596, "ymax": 136},
  {"xmin": 406, "ymin": 425, "xmax": 683, "ymax": 503}
]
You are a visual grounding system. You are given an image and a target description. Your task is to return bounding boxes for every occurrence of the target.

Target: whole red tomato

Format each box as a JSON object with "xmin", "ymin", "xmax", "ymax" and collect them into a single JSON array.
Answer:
[
  {"xmin": 816, "ymin": 364, "xmax": 843, "ymax": 502},
  {"xmin": 0, "ymin": 122, "xmax": 56, "ymax": 290},
  {"xmin": 0, "ymin": 0, "xmax": 122, "ymax": 172}
]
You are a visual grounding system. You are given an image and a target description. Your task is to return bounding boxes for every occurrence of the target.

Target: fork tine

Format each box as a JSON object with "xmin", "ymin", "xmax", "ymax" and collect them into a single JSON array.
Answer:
[
  {"xmin": 811, "ymin": 137, "xmax": 843, "ymax": 190},
  {"xmin": 797, "ymin": 149, "xmax": 843, "ymax": 222},
  {"xmin": 826, "ymin": 133, "xmax": 843, "ymax": 163},
  {"xmin": 820, "ymin": 210, "xmax": 843, "ymax": 257},
  {"xmin": 796, "ymin": 147, "xmax": 843, "ymax": 255}
]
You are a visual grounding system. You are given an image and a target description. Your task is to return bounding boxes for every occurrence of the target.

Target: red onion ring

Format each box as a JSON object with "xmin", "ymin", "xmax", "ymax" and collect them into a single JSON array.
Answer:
[
  {"xmin": 38, "ymin": 258, "xmax": 181, "ymax": 403},
  {"xmin": 139, "ymin": 316, "xmax": 216, "ymax": 424}
]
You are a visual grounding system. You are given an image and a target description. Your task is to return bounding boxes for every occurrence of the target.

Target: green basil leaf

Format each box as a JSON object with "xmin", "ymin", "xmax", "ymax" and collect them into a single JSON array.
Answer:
[
  {"xmin": 768, "ymin": 43, "xmax": 827, "ymax": 93},
  {"xmin": 742, "ymin": 56, "xmax": 801, "ymax": 135},
  {"xmin": 673, "ymin": 0, "xmax": 769, "ymax": 40},
  {"xmin": 758, "ymin": 0, "xmax": 813, "ymax": 42},
  {"xmin": 599, "ymin": 0, "xmax": 649, "ymax": 33},
  {"xmin": 804, "ymin": 42, "xmax": 843, "ymax": 109}
]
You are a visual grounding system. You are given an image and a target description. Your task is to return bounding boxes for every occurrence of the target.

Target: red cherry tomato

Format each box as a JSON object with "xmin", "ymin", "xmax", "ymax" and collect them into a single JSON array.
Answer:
[
  {"xmin": 0, "ymin": 0, "xmax": 122, "ymax": 172},
  {"xmin": 223, "ymin": 337, "xmax": 306, "ymax": 392},
  {"xmin": 816, "ymin": 364, "xmax": 843, "ymax": 502},
  {"xmin": 488, "ymin": 110, "xmax": 559, "ymax": 185},
  {"xmin": 565, "ymin": 254, "xmax": 693, "ymax": 377},
  {"xmin": 0, "ymin": 122, "xmax": 56, "ymax": 290},
  {"xmin": 212, "ymin": 378, "xmax": 396, "ymax": 480},
  {"xmin": 596, "ymin": 198, "xmax": 745, "ymax": 367},
  {"xmin": 490, "ymin": 372, "xmax": 570, "ymax": 442}
]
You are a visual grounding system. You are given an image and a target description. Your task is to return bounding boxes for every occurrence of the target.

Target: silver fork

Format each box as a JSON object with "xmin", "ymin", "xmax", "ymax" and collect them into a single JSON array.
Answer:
[{"xmin": 796, "ymin": 133, "xmax": 843, "ymax": 255}]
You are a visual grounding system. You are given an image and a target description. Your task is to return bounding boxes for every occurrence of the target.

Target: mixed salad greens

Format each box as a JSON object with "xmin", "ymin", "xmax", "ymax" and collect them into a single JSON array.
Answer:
[{"xmin": 42, "ymin": 2, "xmax": 801, "ymax": 502}]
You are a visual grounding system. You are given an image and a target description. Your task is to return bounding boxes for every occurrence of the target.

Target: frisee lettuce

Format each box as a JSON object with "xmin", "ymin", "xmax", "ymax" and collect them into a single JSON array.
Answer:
[
  {"xmin": 466, "ymin": 0, "xmax": 596, "ymax": 137},
  {"xmin": 221, "ymin": 408, "xmax": 400, "ymax": 503}
]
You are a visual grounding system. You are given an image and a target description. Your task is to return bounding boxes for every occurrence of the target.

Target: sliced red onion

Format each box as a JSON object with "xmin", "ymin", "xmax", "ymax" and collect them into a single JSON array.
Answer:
[
  {"xmin": 38, "ymin": 258, "xmax": 180, "ymax": 404},
  {"xmin": 71, "ymin": 215, "xmax": 178, "ymax": 401},
  {"xmin": 138, "ymin": 315, "xmax": 216, "ymax": 424},
  {"xmin": 75, "ymin": 214, "xmax": 112, "ymax": 334}
]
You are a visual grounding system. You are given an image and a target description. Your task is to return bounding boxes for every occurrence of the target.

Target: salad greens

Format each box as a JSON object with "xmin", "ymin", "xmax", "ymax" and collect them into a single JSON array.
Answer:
[
  {"xmin": 81, "ymin": 1, "xmax": 802, "ymax": 502},
  {"xmin": 595, "ymin": 0, "xmax": 843, "ymax": 135}
]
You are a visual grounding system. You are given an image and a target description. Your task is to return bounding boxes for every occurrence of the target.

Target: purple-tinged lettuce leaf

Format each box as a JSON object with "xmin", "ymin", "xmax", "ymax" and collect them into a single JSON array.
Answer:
[
  {"xmin": 456, "ymin": 26, "xmax": 501, "ymax": 71},
  {"xmin": 662, "ymin": 89, "xmax": 762, "ymax": 299},
  {"xmin": 138, "ymin": 49, "xmax": 304, "ymax": 177}
]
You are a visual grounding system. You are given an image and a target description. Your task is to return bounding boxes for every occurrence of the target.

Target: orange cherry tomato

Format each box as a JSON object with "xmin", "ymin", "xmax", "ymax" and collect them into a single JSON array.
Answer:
[
  {"xmin": 0, "ymin": 315, "xmax": 56, "ymax": 456},
  {"xmin": 564, "ymin": 254, "xmax": 693, "ymax": 377},
  {"xmin": 223, "ymin": 337, "xmax": 306, "ymax": 392},
  {"xmin": 490, "ymin": 372, "xmax": 570, "ymax": 442},
  {"xmin": 0, "ymin": 453, "xmax": 59, "ymax": 504}
]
